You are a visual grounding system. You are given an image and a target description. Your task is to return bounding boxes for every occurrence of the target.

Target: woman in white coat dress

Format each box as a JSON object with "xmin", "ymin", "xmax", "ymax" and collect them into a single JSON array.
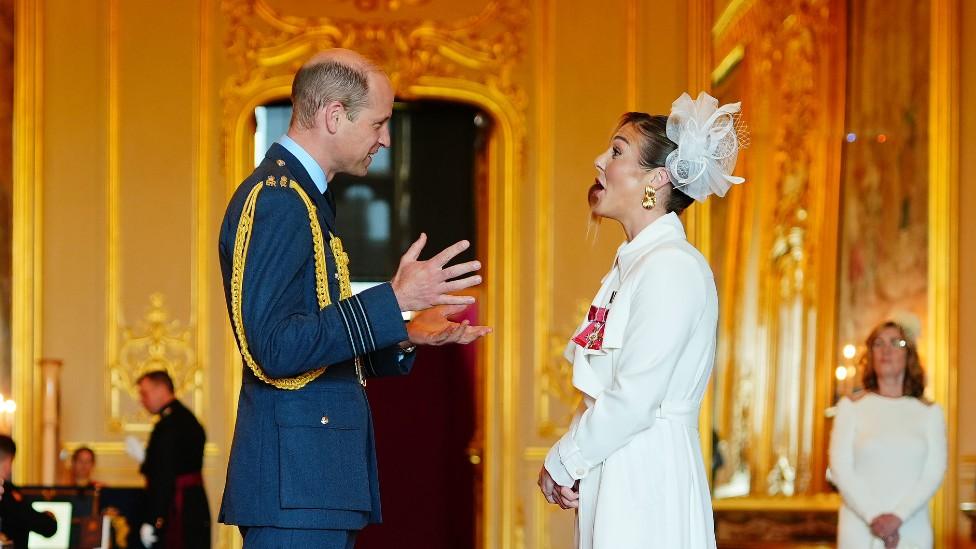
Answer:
[
  {"xmin": 538, "ymin": 92, "xmax": 746, "ymax": 549},
  {"xmin": 829, "ymin": 321, "xmax": 946, "ymax": 549}
]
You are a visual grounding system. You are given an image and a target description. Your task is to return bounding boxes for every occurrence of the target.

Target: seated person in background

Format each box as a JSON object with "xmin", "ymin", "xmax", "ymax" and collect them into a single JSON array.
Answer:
[
  {"xmin": 69, "ymin": 446, "xmax": 101, "ymax": 488},
  {"xmin": 0, "ymin": 435, "xmax": 58, "ymax": 548}
]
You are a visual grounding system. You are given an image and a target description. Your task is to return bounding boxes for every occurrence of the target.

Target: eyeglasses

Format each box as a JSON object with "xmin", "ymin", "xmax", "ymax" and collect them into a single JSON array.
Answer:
[{"xmin": 871, "ymin": 337, "xmax": 907, "ymax": 350}]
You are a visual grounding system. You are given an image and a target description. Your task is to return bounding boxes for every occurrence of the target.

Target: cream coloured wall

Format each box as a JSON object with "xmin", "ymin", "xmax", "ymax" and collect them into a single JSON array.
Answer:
[{"xmin": 36, "ymin": 0, "xmax": 229, "ymax": 540}]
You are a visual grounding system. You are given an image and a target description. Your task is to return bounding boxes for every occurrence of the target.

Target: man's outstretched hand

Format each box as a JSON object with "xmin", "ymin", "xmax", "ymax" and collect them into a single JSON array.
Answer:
[
  {"xmin": 392, "ymin": 234, "xmax": 483, "ymax": 312},
  {"xmin": 406, "ymin": 304, "xmax": 491, "ymax": 346}
]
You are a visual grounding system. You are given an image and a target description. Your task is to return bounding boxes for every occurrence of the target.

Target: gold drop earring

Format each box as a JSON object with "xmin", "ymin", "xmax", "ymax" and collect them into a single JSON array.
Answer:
[{"xmin": 642, "ymin": 185, "xmax": 656, "ymax": 209}]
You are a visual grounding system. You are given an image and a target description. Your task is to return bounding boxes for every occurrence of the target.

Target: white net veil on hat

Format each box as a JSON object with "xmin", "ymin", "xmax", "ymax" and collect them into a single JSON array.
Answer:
[{"xmin": 665, "ymin": 92, "xmax": 747, "ymax": 201}]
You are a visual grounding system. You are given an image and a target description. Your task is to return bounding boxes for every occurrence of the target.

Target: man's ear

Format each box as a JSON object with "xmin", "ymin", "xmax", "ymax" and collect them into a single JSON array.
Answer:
[{"xmin": 320, "ymin": 101, "xmax": 346, "ymax": 134}]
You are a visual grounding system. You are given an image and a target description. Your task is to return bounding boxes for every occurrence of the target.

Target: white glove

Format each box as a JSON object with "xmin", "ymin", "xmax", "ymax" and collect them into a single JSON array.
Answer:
[
  {"xmin": 125, "ymin": 435, "xmax": 146, "ymax": 464},
  {"xmin": 139, "ymin": 523, "xmax": 158, "ymax": 548}
]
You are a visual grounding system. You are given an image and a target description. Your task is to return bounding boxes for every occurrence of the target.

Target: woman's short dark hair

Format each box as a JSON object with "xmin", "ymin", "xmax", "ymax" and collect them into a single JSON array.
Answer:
[
  {"xmin": 860, "ymin": 321, "xmax": 926, "ymax": 398},
  {"xmin": 617, "ymin": 112, "xmax": 695, "ymax": 215}
]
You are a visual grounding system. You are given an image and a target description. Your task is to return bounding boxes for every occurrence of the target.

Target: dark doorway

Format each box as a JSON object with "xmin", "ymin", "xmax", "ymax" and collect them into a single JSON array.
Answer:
[{"xmin": 253, "ymin": 99, "xmax": 487, "ymax": 549}]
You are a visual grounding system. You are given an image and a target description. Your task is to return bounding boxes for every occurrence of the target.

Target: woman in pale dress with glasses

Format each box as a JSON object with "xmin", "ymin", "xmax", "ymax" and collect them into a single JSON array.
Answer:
[
  {"xmin": 829, "ymin": 320, "xmax": 946, "ymax": 548},
  {"xmin": 536, "ymin": 92, "xmax": 746, "ymax": 549}
]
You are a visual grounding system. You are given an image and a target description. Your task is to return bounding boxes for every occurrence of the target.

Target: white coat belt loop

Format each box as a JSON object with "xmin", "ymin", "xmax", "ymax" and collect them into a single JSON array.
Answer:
[{"xmin": 655, "ymin": 400, "xmax": 700, "ymax": 430}]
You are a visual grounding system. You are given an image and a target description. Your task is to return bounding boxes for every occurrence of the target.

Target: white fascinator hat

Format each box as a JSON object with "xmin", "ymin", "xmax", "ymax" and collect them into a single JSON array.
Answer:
[{"xmin": 665, "ymin": 92, "xmax": 747, "ymax": 201}]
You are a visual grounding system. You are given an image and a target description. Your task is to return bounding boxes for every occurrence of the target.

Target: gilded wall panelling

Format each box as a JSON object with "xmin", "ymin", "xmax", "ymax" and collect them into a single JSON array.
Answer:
[
  {"xmin": 927, "ymin": 0, "xmax": 960, "ymax": 542},
  {"xmin": 11, "ymin": 0, "xmax": 43, "ymax": 482},
  {"xmin": 108, "ymin": 293, "xmax": 203, "ymax": 432},
  {"xmin": 707, "ymin": 1, "xmax": 960, "ymax": 545},
  {"xmin": 105, "ymin": 0, "xmax": 205, "ymax": 435},
  {"xmin": 708, "ymin": 0, "xmax": 847, "ymax": 502}
]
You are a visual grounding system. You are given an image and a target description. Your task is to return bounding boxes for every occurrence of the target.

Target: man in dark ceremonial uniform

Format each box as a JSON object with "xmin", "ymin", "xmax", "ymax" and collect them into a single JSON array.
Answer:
[
  {"xmin": 217, "ymin": 48, "xmax": 490, "ymax": 548},
  {"xmin": 137, "ymin": 370, "xmax": 210, "ymax": 548},
  {"xmin": 0, "ymin": 435, "xmax": 58, "ymax": 548}
]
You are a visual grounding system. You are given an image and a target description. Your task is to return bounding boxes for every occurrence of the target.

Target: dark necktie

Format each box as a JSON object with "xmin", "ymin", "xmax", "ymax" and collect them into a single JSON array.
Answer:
[{"xmin": 323, "ymin": 187, "xmax": 337, "ymax": 216}]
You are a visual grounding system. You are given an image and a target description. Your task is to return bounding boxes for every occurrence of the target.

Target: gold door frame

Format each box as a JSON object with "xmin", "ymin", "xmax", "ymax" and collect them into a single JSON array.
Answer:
[{"xmin": 219, "ymin": 2, "xmax": 528, "ymax": 547}]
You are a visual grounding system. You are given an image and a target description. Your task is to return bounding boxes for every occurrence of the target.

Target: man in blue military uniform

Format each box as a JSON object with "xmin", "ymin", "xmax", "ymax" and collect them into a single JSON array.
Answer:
[{"xmin": 217, "ymin": 49, "xmax": 490, "ymax": 548}]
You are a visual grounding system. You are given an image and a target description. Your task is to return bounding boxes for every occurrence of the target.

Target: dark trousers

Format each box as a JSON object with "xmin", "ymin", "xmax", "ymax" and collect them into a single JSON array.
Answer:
[{"xmin": 241, "ymin": 527, "xmax": 357, "ymax": 549}]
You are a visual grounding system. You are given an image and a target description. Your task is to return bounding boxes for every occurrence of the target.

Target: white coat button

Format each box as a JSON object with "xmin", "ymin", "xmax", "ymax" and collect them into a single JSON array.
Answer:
[
  {"xmin": 320, "ymin": 416, "xmax": 330, "ymax": 425},
  {"xmin": 576, "ymin": 468, "xmax": 585, "ymax": 476}
]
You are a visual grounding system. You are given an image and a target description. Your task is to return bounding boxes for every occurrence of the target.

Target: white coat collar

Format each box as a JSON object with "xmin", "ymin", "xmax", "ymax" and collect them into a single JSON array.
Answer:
[{"xmin": 613, "ymin": 212, "xmax": 686, "ymax": 279}]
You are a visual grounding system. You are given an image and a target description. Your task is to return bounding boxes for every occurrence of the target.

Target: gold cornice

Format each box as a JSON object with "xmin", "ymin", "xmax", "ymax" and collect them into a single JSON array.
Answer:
[{"xmin": 12, "ymin": 0, "xmax": 44, "ymax": 483}]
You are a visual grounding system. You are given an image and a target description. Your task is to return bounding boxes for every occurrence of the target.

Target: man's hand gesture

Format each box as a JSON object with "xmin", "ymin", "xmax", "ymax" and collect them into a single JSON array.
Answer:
[
  {"xmin": 406, "ymin": 305, "xmax": 491, "ymax": 346},
  {"xmin": 392, "ymin": 234, "xmax": 482, "ymax": 312}
]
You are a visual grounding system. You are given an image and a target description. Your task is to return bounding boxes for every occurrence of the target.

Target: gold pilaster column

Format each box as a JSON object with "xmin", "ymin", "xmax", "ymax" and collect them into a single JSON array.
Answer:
[
  {"xmin": 38, "ymin": 358, "xmax": 61, "ymax": 485},
  {"xmin": 928, "ymin": 0, "xmax": 960, "ymax": 543},
  {"xmin": 12, "ymin": 0, "xmax": 43, "ymax": 483}
]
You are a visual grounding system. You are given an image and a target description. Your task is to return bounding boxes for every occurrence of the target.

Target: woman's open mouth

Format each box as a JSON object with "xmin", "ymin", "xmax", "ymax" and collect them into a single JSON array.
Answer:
[{"xmin": 588, "ymin": 178, "xmax": 605, "ymax": 207}]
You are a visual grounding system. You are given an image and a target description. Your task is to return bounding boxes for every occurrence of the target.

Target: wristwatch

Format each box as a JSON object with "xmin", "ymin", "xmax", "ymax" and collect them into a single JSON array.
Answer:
[{"xmin": 398, "ymin": 344, "xmax": 417, "ymax": 356}]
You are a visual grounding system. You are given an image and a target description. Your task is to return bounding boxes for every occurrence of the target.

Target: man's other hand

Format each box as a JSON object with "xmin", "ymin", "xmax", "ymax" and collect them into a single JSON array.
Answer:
[
  {"xmin": 406, "ymin": 304, "xmax": 491, "ymax": 346},
  {"xmin": 392, "ymin": 234, "xmax": 482, "ymax": 312},
  {"xmin": 125, "ymin": 435, "xmax": 146, "ymax": 464}
]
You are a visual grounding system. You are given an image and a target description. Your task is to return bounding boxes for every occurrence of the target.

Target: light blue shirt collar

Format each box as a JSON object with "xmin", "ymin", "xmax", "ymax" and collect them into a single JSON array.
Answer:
[{"xmin": 278, "ymin": 134, "xmax": 328, "ymax": 194}]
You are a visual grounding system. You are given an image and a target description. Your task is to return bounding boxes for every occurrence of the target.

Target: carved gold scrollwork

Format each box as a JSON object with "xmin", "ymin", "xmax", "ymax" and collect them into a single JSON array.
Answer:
[
  {"xmin": 109, "ymin": 293, "xmax": 202, "ymax": 432},
  {"xmin": 536, "ymin": 299, "xmax": 588, "ymax": 438},
  {"xmin": 221, "ymin": 0, "xmax": 527, "ymax": 179},
  {"xmin": 711, "ymin": 0, "xmax": 844, "ymax": 498},
  {"xmin": 336, "ymin": 0, "xmax": 432, "ymax": 12}
]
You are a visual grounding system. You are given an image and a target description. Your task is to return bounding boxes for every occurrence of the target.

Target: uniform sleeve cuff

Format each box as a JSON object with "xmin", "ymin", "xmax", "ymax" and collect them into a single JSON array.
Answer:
[{"xmin": 336, "ymin": 284, "xmax": 408, "ymax": 356}]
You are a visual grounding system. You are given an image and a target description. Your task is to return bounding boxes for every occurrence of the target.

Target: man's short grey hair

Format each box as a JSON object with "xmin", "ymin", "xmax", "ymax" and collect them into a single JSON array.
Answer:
[{"xmin": 291, "ymin": 59, "xmax": 371, "ymax": 129}]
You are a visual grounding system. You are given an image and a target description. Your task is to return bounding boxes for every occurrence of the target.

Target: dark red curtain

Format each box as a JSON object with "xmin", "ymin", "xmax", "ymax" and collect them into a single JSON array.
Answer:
[{"xmin": 358, "ymin": 308, "xmax": 479, "ymax": 549}]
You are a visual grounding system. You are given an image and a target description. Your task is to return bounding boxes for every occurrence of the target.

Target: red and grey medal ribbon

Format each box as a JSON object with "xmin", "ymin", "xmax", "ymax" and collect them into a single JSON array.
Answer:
[{"xmin": 572, "ymin": 292, "xmax": 616, "ymax": 350}]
